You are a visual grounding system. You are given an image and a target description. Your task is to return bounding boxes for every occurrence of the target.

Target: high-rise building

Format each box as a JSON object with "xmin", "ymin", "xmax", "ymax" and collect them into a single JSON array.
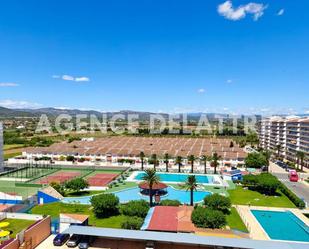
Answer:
[
  {"xmin": 0, "ymin": 122, "xmax": 3, "ymax": 171},
  {"xmin": 258, "ymin": 116, "xmax": 309, "ymax": 167}
]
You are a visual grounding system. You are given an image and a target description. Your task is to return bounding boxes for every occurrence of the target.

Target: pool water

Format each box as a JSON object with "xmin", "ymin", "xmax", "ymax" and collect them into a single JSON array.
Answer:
[
  {"xmin": 252, "ymin": 210, "xmax": 309, "ymax": 242},
  {"xmin": 134, "ymin": 172, "xmax": 214, "ymax": 184},
  {"xmin": 63, "ymin": 187, "xmax": 211, "ymax": 205}
]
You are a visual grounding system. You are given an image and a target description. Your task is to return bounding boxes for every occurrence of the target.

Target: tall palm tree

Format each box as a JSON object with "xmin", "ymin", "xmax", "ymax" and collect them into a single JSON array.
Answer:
[
  {"xmin": 142, "ymin": 169, "xmax": 160, "ymax": 207},
  {"xmin": 188, "ymin": 155, "xmax": 196, "ymax": 173},
  {"xmin": 211, "ymin": 152, "xmax": 221, "ymax": 174},
  {"xmin": 276, "ymin": 144, "xmax": 281, "ymax": 159},
  {"xmin": 164, "ymin": 153, "xmax": 169, "ymax": 172},
  {"xmin": 151, "ymin": 154, "xmax": 158, "ymax": 170},
  {"xmin": 296, "ymin": 150, "xmax": 306, "ymax": 171},
  {"xmin": 175, "ymin": 156, "xmax": 182, "ymax": 173},
  {"xmin": 139, "ymin": 151, "xmax": 145, "ymax": 171},
  {"xmin": 181, "ymin": 175, "xmax": 198, "ymax": 206},
  {"xmin": 200, "ymin": 155, "xmax": 209, "ymax": 174}
]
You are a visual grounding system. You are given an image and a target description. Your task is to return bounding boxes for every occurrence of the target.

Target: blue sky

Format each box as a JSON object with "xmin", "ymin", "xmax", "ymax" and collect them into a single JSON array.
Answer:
[{"xmin": 0, "ymin": 0, "xmax": 308, "ymax": 115}]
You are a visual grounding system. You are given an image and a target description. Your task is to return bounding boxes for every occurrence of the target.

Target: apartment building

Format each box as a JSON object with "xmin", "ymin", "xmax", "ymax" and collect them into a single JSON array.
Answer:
[{"xmin": 258, "ymin": 116, "xmax": 309, "ymax": 167}]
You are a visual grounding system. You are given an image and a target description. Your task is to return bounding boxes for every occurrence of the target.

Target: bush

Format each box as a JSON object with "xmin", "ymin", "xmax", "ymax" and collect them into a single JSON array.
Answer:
[
  {"xmin": 90, "ymin": 193, "xmax": 119, "ymax": 218},
  {"xmin": 121, "ymin": 216, "xmax": 144, "ymax": 230},
  {"xmin": 120, "ymin": 200, "xmax": 149, "ymax": 218},
  {"xmin": 66, "ymin": 155, "xmax": 75, "ymax": 162},
  {"xmin": 191, "ymin": 207, "xmax": 226, "ymax": 229},
  {"xmin": 160, "ymin": 199, "xmax": 182, "ymax": 206},
  {"xmin": 204, "ymin": 194, "xmax": 231, "ymax": 214},
  {"xmin": 243, "ymin": 173, "xmax": 279, "ymax": 196}
]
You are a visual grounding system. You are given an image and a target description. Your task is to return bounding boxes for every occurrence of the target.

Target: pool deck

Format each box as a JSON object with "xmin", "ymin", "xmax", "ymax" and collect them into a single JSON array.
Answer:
[{"xmin": 235, "ymin": 205, "xmax": 309, "ymax": 241}]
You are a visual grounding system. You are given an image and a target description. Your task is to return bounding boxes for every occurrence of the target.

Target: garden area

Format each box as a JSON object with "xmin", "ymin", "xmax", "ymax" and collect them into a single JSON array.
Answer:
[
  {"xmin": 229, "ymin": 173, "xmax": 305, "ymax": 209},
  {"xmin": 0, "ymin": 219, "xmax": 35, "ymax": 238}
]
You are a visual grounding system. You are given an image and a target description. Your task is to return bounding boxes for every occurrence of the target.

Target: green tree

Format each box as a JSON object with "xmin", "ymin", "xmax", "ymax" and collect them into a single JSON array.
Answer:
[
  {"xmin": 204, "ymin": 194, "xmax": 231, "ymax": 214},
  {"xmin": 50, "ymin": 182, "xmax": 65, "ymax": 196},
  {"xmin": 191, "ymin": 207, "xmax": 226, "ymax": 229},
  {"xmin": 120, "ymin": 200, "xmax": 149, "ymax": 218},
  {"xmin": 246, "ymin": 132, "xmax": 259, "ymax": 147},
  {"xmin": 211, "ymin": 152, "xmax": 221, "ymax": 174},
  {"xmin": 188, "ymin": 155, "xmax": 196, "ymax": 173},
  {"xmin": 140, "ymin": 151, "xmax": 145, "ymax": 171},
  {"xmin": 175, "ymin": 156, "xmax": 183, "ymax": 173},
  {"xmin": 181, "ymin": 175, "xmax": 198, "ymax": 206},
  {"xmin": 261, "ymin": 150, "xmax": 272, "ymax": 172},
  {"xmin": 90, "ymin": 193, "xmax": 119, "ymax": 218},
  {"xmin": 275, "ymin": 144, "xmax": 281, "ymax": 159},
  {"xmin": 65, "ymin": 178, "xmax": 89, "ymax": 193},
  {"xmin": 141, "ymin": 169, "xmax": 160, "ymax": 207},
  {"xmin": 245, "ymin": 153, "xmax": 267, "ymax": 169},
  {"xmin": 164, "ymin": 153, "xmax": 169, "ymax": 172}
]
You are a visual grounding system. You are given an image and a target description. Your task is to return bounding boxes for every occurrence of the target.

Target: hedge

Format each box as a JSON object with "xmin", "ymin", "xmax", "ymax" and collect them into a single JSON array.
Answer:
[{"xmin": 278, "ymin": 182, "xmax": 305, "ymax": 209}]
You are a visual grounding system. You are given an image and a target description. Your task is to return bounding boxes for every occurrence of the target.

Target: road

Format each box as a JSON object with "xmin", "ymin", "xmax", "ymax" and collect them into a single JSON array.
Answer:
[{"xmin": 270, "ymin": 162, "xmax": 309, "ymax": 205}]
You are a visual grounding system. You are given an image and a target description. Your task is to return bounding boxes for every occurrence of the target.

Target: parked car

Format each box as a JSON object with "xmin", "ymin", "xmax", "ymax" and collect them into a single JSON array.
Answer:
[
  {"xmin": 67, "ymin": 234, "xmax": 82, "ymax": 248},
  {"xmin": 78, "ymin": 236, "xmax": 94, "ymax": 249},
  {"xmin": 289, "ymin": 170, "xmax": 299, "ymax": 182},
  {"xmin": 53, "ymin": 233, "xmax": 70, "ymax": 246}
]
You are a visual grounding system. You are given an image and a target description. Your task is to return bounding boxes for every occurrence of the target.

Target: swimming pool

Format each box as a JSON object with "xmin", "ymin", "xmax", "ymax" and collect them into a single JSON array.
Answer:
[
  {"xmin": 251, "ymin": 210, "xmax": 309, "ymax": 242},
  {"xmin": 62, "ymin": 187, "xmax": 211, "ymax": 205},
  {"xmin": 130, "ymin": 171, "xmax": 219, "ymax": 185}
]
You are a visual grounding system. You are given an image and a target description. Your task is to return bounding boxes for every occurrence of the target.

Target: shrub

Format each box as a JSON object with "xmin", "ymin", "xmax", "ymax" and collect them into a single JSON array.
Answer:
[
  {"xmin": 160, "ymin": 199, "xmax": 182, "ymax": 206},
  {"xmin": 121, "ymin": 216, "xmax": 144, "ymax": 230},
  {"xmin": 204, "ymin": 194, "xmax": 231, "ymax": 214},
  {"xmin": 90, "ymin": 193, "xmax": 119, "ymax": 218},
  {"xmin": 243, "ymin": 173, "xmax": 279, "ymax": 196},
  {"xmin": 191, "ymin": 207, "xmax": 226, "ymax": 229},
  {"xmin": 66, "ymin": 155, "xmax": 75, "ymax": 162},
  {"xmin": 120, "ymin": 200, "xmax": 149, "ymax": 218}
]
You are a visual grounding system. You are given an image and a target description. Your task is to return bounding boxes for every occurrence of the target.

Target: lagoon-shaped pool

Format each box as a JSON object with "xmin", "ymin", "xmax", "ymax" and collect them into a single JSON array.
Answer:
[{"xmin": 62, "ymin": 186, "xmax": 211, "ymax": 205}]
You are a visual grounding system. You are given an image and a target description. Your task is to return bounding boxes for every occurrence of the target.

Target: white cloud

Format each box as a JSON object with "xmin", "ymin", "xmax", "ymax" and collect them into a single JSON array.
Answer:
[
  {"xmin": 218, "ymin": 1, "xmax": 267, "ymax": 21},
  {"xmin": 226, "ymin": 79, "xmax": 233, "ymax": 83},
  {"xmin": 53, "ymin": 75, "xmax": 90, "ymax": 82},
  {"xmin": 0, "ymin": 82, "xmax": 19, "ymax": 87},
  {"xmin": 0, "ymin": 99, "xmax": 42, "ymax": 109},
  {"xmin": 75, "ymin": 77, "xmax": 90, "ymax": 82},
  {"xmin": 277, "ymin": 9, "xmax": 284, "ymax": 16},
  {"xmin": 62, "ymin": 75, "xmax": 75, "ymax": 81},
  {"xmin": 198, "ymin": 88, "xmax": 206, "ymax": 93},
  {"xmin": 305, "ymin": 110, "xmax": 309, "ymax": 114}
]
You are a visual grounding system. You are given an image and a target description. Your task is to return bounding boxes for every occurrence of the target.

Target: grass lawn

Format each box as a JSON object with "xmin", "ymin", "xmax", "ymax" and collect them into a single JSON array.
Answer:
[
  {"xmin": 228, "ymin": 186, "xmax": 295, "ymax": 208},
  {"xmin": 30, "ymin": 202, "xmax": 125, "ymax": 229},
  {"xmin": 106, "ymin": 181, "xmax": 138, "ymax": 192},
  {"xmin": 3, "ymin": 144, "xmax": 26, "ymax": 151},
  {"xmin": 2, "ymin": 219, "xmax": 34, "ymax": 238},
  {"xmin": 226, "ymin": 207, "xmax": 248, "ymax": 233}
]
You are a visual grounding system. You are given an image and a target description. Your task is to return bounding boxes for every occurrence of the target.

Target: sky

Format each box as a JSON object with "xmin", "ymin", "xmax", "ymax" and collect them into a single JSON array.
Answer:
[{"xmin": 0, "ymin": 0, "xmax": 308, "ymax": 115}]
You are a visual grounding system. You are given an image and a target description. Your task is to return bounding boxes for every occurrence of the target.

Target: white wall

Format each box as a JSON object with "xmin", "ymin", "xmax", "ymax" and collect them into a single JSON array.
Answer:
[{"xmin": 0, "ymin": 212, "xmax": 43, "ymax": 221}]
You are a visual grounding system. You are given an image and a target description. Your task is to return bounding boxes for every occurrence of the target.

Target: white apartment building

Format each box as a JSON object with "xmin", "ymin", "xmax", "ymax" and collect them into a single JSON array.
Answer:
[{"xmin": 258, "ymin": 116, "xmax": 309, "ymax": 167}]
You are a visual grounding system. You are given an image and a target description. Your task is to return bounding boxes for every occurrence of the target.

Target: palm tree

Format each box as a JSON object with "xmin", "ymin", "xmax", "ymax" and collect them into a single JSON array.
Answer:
[
  {"xmin": 151, "ymin": 154, "xmax": 159, "ymax": 170},
  {"xmin": 140, "ymin": 151, "xmax": 145, "ymax": 171},
  {"xmin": 188, "ymin": 155, "xmax": 196, "ymax": 173},
  {"xmin": 276, "ymin": 144, "xmax": 281, "ymax": 159},
  {"xmin": 200, "ymin": 155, "xmax": 209, "ymax": 174},
  {"xmin": 164, "ymin": 153, "xmax": 169, "ymax": 172},
  {"xmin": 211, "ymin": 152, "xmax": 221, "ymax": 174},
  {"xmin": 296, "ymin": 150, "xmax": 306, "ymax": 171},
  {"xmin": 175, "ymin": 156, "xmax": 182, "ymax": 173},
  {"xmin": 181, "ymin": 175, "xmax": 198, "ymax": 206},
  {"xmin": 142, "ymin": 169, "xmax": 160, "ymax": 207}
]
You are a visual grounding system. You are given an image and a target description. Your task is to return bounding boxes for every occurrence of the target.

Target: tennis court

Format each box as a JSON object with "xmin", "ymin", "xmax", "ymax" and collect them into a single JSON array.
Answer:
[
  {"xmin": 87, "ymin": 173, "xmax": 120, "ymax": 186},
  {"xmin": 35, "ymin": 171, "xmax": 81, "ymax": 184}
]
